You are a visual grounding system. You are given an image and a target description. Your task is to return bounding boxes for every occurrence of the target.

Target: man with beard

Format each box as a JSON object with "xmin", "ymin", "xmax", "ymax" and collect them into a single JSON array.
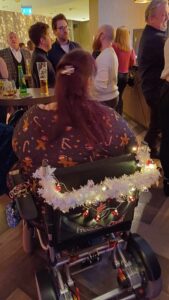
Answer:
[{"xmin": 48, "ymin": 13, "xmax": 80, "ymax": 70}]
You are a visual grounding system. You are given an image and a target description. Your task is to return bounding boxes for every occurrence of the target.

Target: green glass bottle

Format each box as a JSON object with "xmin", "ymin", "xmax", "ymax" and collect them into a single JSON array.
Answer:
[{"xmin": 18, "ymin": 65, "xmax": 27, "ymax": 95}]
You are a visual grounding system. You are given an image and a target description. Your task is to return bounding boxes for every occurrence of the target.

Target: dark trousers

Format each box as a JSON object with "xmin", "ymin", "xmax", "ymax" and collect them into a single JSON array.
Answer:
[
  {"xmin": 159, "ymin": 82, "xmax": 169, "ymax": 179},
  {"xmin": 102, "ymin": 96, "xmax": 119, "ymax": 110},
  {"xmin": 160, "ymin": 138, "xmax": 169, "ymax": 179},
  {"xmin": 116, "ymin": 73, "xmax": 128, "ymax": 115},
  {"xmin": 0, "ymin": 106, "xmax": 7, "ymax": 123},
  {"xmin": 0, "ymin": 123, "xmax": 17, "ymax": 195},
  {"xmin": 143, "ymin": 94, "xmax": 161, "ymax": 153}
]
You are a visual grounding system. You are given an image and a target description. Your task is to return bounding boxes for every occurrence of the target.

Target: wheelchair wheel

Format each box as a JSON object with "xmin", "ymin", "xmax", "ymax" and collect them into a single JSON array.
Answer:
[
  {"xmin": 145, "ymin": 277, "xmax": 162, "ymax": 299},
  {"xmin": 127, "ymin": 233, "xmax": 162, "ymax": 299},
  {"xmin": 35, "ymin": 268, "xmax": 58, "ymax": 300}
]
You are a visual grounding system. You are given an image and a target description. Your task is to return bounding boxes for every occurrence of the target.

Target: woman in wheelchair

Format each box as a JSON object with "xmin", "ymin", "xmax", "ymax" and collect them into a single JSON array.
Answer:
[
  {"xmin": 10, "ymin": 49, "xmax": 162, "ymax": 300},
  {"xmin": 12, "ymin": 48, "xmax": 136, "ymax": 177}
]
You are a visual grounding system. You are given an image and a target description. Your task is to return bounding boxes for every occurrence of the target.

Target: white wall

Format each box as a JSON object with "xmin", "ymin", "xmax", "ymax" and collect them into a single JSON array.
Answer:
[{"xmin": 98, "ymin": 0, "xmax": 148, "ymax": 40}]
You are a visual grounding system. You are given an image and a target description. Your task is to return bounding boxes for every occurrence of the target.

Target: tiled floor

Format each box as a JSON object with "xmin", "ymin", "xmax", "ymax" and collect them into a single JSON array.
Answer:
[{"xmin": 0, "ymin": 116, "xmax": 169, "ymax": 299}]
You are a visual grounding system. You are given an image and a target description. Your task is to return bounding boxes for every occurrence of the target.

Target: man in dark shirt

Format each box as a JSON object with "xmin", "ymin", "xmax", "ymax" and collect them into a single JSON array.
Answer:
[
  {"xmin": 138, "ymin": 0, "xmax": 168, "ymax": 158},
  {"xmin": 28, "ymin": 22, "xmax": 55, "ymax": 88},
  {"xmin": 48, "ymin": 13, "xmax": 80, "ymax": 70}
]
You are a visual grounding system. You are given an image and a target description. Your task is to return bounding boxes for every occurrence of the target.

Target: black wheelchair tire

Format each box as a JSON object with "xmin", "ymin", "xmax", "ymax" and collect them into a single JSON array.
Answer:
[
  {"xmin": 145, "ymin": 276, "xmax": 162, "ymax": 299},
  {"xmin": 35, "ymin": 268, "xmax": 58, "ymax": 300},
  {"xmin": 127, "ymin": 233, "xmax": 162, "ymax": 299}
]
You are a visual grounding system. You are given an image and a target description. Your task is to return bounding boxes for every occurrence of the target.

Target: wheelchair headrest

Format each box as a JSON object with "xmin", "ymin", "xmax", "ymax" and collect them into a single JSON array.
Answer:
[{"xmin": 54, "ymin": 153, "xmax": 137, "ymax": 190}]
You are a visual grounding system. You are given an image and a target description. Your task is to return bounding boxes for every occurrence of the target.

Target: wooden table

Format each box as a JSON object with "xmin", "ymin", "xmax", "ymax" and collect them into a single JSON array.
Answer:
[{"xmin": 0, "ymin": 88, "xmax": 55, "ymax": 106}]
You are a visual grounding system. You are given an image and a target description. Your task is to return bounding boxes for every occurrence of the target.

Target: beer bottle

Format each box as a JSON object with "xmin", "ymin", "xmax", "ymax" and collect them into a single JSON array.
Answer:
[{"xmin": 18, "ymin": 65, "xmax": 27, "ymax": 95}]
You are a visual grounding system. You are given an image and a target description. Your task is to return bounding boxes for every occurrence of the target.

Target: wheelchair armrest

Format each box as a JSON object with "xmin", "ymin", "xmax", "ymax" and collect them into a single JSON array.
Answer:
[{"xmin": 9, "ymin": 170, "xmax": 38, "ymax": 221}]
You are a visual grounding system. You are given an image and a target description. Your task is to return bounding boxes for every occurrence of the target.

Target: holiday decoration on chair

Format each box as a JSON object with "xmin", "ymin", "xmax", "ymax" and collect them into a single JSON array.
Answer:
[{"xmin": 33, "ymin": 145, "xmax": 160, "ymax": 227}]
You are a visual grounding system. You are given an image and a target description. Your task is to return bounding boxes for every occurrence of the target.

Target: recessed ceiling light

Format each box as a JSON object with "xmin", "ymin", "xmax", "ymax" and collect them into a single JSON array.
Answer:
[{"xmin": 134, "ymin": 0, "xmax": 151, "ymax": 3}]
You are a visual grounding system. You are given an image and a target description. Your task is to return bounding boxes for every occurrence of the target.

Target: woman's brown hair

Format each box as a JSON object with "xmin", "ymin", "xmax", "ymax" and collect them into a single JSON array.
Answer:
[{"xmin": 54, "ymin": 49, "xmax": 109, "ymax": 145}]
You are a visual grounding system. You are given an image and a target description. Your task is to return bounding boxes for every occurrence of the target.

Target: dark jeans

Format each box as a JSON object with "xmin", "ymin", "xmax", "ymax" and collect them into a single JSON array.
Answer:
[
  {"xmin": 116, "ymin": 73, "xmax": 128, "ymax": 115},
  {"xmin": 0, "ymin": 106, "xmax": 7, "ymax": 123},
  {"xmin": 0, "ymin": 123, "xmax": 17, "ymax": 195},
  {"xmin": 143, "ymin": 93, "xmax": 161, "ymax": 153},
  {"xmin": 160, "ymin": 138, "xmax": 169, "ymax": 179},
  {"xmin": 159, "ymin": 82, "xmax": 169, "ymax": 179},
  {"xmin": 102, "ymin": 96, "xmax": 119, "ymax": 109}
]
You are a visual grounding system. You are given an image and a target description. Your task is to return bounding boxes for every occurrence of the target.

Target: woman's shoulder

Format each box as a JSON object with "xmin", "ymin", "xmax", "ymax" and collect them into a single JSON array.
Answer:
[
  {"xmin": 93, "ymin": 102, "xmax": 117, "ymax": 119},
  {"xmin": 14, "ymin": 104, "xmax": 57, "ymax": 129},
  {"xmin": 24, "ymin": 103, "xmax": 57, "ymax": 116}
]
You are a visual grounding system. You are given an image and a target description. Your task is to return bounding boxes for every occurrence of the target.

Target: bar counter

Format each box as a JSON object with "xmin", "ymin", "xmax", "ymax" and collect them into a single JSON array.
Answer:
[{"xmin": 123, "ymin": 69, "xmax": 150, "ymax": 129}]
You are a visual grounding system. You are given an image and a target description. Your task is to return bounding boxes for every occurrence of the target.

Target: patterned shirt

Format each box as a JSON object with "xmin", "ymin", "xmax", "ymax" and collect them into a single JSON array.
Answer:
[{"xmin": 12, "ymin": 102, "xmax": 136, "ymax": 178}]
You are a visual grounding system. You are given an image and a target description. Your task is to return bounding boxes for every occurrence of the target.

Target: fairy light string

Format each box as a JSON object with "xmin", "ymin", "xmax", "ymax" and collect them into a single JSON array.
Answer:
[{"xmin": 33, "ymin": 145, "xmax": 160, "ymax": 215}]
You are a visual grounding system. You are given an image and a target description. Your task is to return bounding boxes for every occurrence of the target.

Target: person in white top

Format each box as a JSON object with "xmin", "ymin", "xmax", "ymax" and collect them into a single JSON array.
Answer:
[{"xmin": 92, "ymin": 24, "xmax": 119, "ymax": 109}]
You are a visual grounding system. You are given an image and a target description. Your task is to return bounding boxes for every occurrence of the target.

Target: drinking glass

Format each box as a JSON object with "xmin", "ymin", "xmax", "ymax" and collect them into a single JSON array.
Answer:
[
  {"xmin": 26, "ymin": 59, "xmax": 31, "ymax": 76},
  {"xmin": 0, "ymin": 79, "xmax": 5, "ymax": 95},
  {"xmin": 3, "ymin": 80, "xmax": 17, "ymax": 96},
  {"xmin": 11, "ymin": 80, "xmax": 17, "ymax": 94},
  {"xmin": 36, "ymin": 62, "xmax": 48, "ymax": 95}
]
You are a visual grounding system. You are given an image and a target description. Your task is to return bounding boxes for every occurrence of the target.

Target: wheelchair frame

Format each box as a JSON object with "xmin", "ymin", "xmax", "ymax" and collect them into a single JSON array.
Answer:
[{"xmin": 9, "ymin": 154, "xmax": 162, "ymax": 300}]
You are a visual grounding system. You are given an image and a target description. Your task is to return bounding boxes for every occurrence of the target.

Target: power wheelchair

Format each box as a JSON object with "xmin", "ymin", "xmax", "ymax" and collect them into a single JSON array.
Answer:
[{"xmin": 9, "ymin": 153, "xmax": 162, "ymax": 300}]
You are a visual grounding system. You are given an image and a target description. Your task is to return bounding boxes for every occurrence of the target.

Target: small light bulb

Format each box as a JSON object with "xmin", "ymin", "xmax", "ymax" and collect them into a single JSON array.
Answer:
[
  {"xmin": 95, "ymin": 215, "xmax": 101, "ymax": 222},
  {"xmin": 102, "ymin": 186, "xmax": 107, "ymax": 191},
  {"xmin": 132, "ymin": 146, "xmax": 137, "ymax": 152}
]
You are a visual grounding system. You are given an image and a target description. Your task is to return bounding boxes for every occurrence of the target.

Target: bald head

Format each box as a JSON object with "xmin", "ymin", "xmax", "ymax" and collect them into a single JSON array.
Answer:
[
  {"xmin": 93, "ymin": 24, "xmax": 114, "ymax": 51},
  {"xmin": 98, "ymin": 24, "xmax": 114, "ymax": 42},
  {"xmin": 8, "ymin": 32, "xmax": 20, "ymax": 50}
]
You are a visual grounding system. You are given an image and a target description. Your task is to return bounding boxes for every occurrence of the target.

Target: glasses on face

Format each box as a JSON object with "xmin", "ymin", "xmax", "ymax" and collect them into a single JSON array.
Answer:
[{"xmin": 57, "ymin": 25, "xmax": 69, "ymax": 31}]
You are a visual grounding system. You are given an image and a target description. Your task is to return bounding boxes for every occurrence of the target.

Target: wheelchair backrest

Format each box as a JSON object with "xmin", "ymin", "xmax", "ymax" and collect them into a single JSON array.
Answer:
[{"xmin": 53, "ymin": 153, "xmax": 137, "ymax": 190}]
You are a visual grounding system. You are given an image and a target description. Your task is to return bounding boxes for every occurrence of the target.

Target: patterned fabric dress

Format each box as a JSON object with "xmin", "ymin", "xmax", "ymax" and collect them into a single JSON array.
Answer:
[{"xmin": 12, "ymin": 102, "xmax": 136, "ymax": 178}]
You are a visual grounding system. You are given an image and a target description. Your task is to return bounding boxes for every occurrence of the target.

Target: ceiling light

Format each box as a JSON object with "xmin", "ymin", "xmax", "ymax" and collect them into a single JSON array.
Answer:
[{"xmin": 134, "ymin": 0, "xmax": 151, "ymax": 3}]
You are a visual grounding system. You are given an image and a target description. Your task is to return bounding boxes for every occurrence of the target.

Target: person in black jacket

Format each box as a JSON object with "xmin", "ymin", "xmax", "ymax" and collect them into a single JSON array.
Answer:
[
  {"xmin": 28, "ymin": 22, "xmax": 56, "ymax": 88},
  {"xmin": 138, "ymin": 0, "xmax": 168, "ymax": 158},
  {"xmin": 159, "ymin": 38, "xmax": 169, "ymax": 196},
  {"xmin": 48, "ymin": 14, "xmax": 80, "ymax": 70}
]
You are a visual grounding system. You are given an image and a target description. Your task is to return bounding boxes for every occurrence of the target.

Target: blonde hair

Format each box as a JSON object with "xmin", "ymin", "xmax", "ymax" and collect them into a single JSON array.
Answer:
[
  {"xmin": 115, "ymin": 26, "xmax": 131, "ymax": 52},
  {"xmin": 145, "ymin": 0, "xmax": 168, "ymax": 22}
]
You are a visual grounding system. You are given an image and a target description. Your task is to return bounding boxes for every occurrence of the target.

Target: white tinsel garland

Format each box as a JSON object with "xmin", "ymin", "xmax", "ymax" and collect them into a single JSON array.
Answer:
[{"xmin": 33, "ymin": 146, "xmax": 160, "ymax": 213}]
